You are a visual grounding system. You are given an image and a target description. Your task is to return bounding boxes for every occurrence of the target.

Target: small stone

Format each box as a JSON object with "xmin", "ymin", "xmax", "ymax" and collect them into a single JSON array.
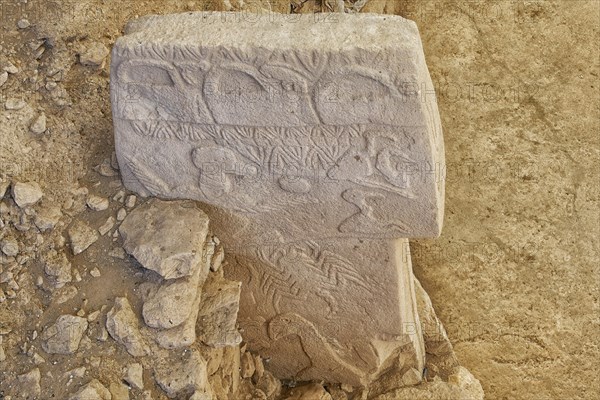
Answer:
[
  {"xmin": 34, "ymin": 205, "xmax": 62, "ymax": 231},
  {"xmin": 68, "ymin": 220, "xmax": 99, "ymax": 255},
  {"xmin": 41, "ymin": 315, "xmax": 88, "ymax": 354},
  {"xmin": 95, "ymin": 160, "xmax": 118, "ymax": 177},
  {"xmin": 17, "ymin": 368, "xmax": 41, "ymax": 398},
  {"xmin": 79, "ymin": 42, "xmax": 110, "ymax": 67},
  {"xmin": 106, "ymin": 297, "xmax": 148, "ymax": 357},
  {"xmin": 0, "ymin": 237, "xmax": 19, "ymax": 257},
  {"xmin": 90, "ymin": 267, "xmax": 101, "ymax": 278},
  {"xmin": 401, "ymin": 367, "xmax": 422, "ymax": 386},
  {"xmin": 113, "ymin": 190, "xmax": 126, "ymax": 202},
  {"xmin": 256, "ymin": 371, "xmax": 281, "ymax": 399},
  {"xmin": 284, "ymin": 383, "xmax": 332, "ymax": 400},
  {"xmin": 5, "ymin": 98, "xmax": 26, "ymax": 110},
  {"xmin": 125, "ymin": 195, "xmax": 137, "ymax": 208},
  {"xmin": 11, "ymin": 181, "xmax": 43, "ymax": 208},
  {"xmin": 117, "ymin": 208, "xmax": 127, "ymax": 221},
  {"xmin": 3, "ymin": 61, "xmax": 18, "ymax": 74},
  {"xmin": 98, "ymin": 217, "xmax": 115, "ymax": 235},
  {"xmin": 240, "ymin": 352, "xmax": 255, "ymax": 379},
  {"xmin": 87, "ymin": 195, "xmax": 109, "ymax": 211},
  {"xmin": 87, "ymin": 310, "xmax": 101, "ymax": 321},
  {"xmin": 69, "ymin": 379, "xmax": 111, "ymax": 400},
  {"xmin": 30, "ymin": 113, "xmax": 47, "ymax": 134},
  {"xmin": 64, "ymin": 366, "xmax": 86, "ymax": 380},
  {"xmin": 253, "ymin": 354, "xmax": 264, "ymax": 380},
  {"xmin": 0, "ymin": 179, "xmax": 9, "ymax": 198},
  {"xmin": 0, "ymin": 71, "xmax": 7, "ymax": 87},
  {"xmin": 125, "ymin": 363, "xmax": 144, "ymax": 390},
  {"xmin": 109, "ymin": 381, "xmax": 130, "ymax": 400},
  {"xmin": 17, "ymin": 19, "xmax": 31, "ymax": 29},
  {"xmin": 154, "ymin": 350, "xmax": 209, "ymax": 398},
  {"xmin": 44, "ymin": 251, "xmax": 72, "ymax": 288}
]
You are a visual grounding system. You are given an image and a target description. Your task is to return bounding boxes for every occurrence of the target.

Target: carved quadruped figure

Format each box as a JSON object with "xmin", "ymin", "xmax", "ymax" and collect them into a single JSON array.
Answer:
[{"xmin": 268, "ymin": 313, "xmax": 365, "ymax": 386}]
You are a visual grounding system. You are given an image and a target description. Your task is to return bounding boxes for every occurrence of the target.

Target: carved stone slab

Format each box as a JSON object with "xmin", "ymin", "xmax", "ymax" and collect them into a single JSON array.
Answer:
[
  {"xmin": 111, "ymin": 12, "xmax": 445, "ymax": 240},
  {"xmin": 111, "ymin": 12, "xmax": 444, "ymax": 385}
]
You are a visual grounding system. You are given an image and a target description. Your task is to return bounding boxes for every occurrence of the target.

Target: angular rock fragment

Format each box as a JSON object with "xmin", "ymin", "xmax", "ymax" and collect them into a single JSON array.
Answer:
[
  {"xmin": 44, "ymin": 250, "xmax": 72, "ymax": 288},
  {"xmin": 284, "ymin": 383, "xmax": 332, "ymax": 400},
  {"xmin": 197, "ymin": 273, "xmax": 242, "ymax": 347},
  {"xmin": 119, "ymin": 199, "xmax": 210, "ymax": 279},
  {"xmin": 106, "ymin": 297, "xmax": 148, "ymax": 357},
  {"xmin": 34, "ymin": 204, "xmax": 62, "ymax": 231},
  {"xmin": 69, "ymin": 379, "xmax": 112, "ymax": 400},
  {"xmin": 17, "ymin": 368, "xmax": 42, "ymax": 398},
  {"xmin": 11, "ymin": 181, "xmax": 43, "ymax": 208},
  {"xmin": 154, "ymin": 350, "xmax": 211, "ymax": 398},
  {"xmin": 68, "ymin": 220, "xmax": 99, "ymax": 255},
  {"xmin": 42, "ymin": 315, "xmax": 88, "ymax": 354},
  {"xmin": 125, "ymin": 363, "xmax": 144, "ymax": 390},
  {"xmin": 30, "ymin": 113, "xmax": 47, "ymax": 134},
  {"xmin": 80, "ymin": 42, "xmax": 110, "ymax": 67}
]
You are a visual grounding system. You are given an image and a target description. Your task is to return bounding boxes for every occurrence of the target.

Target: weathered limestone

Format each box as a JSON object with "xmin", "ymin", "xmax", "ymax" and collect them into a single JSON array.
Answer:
[{"xmin": 111, "ymin": 12, "xmax": 445, "ymax": 386}]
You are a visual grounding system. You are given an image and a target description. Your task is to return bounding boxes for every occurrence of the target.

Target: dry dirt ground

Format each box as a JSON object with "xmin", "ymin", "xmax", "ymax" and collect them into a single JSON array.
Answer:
[{"xmin": 0, "ymin": 0, "xmax": 599, "ymax": 399}]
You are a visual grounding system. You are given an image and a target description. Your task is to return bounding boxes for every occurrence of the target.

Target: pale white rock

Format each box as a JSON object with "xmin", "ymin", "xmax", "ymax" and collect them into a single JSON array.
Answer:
[
  {"xmin": 116, "ymin": 207, "xmax": 127, "ymax": 221},
  {"xmin": 110, "ymin": 382, "xmax": 130, "ymax": 400},
  {"xmin": 41, "ymin": 315, "xmax": 88, "ymax": 354},
  {"xmin": 125, "ymin": 363, "xmax": 144, "ymax": 390},
  {"xmin": 154, "ymin": 350, "xmax": 210, "ymax": 398},
  {"xmin": 125, "ymin": 194, "xmax": 137, "ymax": 208},
  {"xmin": 141, "ymin": 272, "xmax": 204, "ymax": 330},
  {"xmin": 240, "ymin": 352, "xmax": 255, "ymax": 379},
  {"xmin": 87, "ymin": 195, "xmax": 109, "ymax": 211},
  {"xmin": 69, "ymin": 379, "xmax": 112, "ymax": 400},
  {"xmin": 1, "ymin": 237, "xmax": 19, "ymax": 257},
  {"xmin": 3, "ymin": 61, "xmax": 18, "ymax": 74},
  {"xmin": 44, "ymin": 250, "xmax": 72, "ymax": 288},
  {"xmin": 4, "ymin": 98, "xmax": 26, "ymax": 110},
  {"xmin": 16, "ymin": 368, "xmax": 41, "ymax": 398},
  {"xmin": 106, "ymin": 297, "xmax": 148, "ymax": 357},
  {"xmin": 30, "ymin": 113, "xmax": 47, "ymax": 134},
  {"xmin": 119, "ymin": 199, "xmax": 210, "ymax": 279},
  {"xmin": 80, "ymin": 42, "xmax": 110, "ymax": 67},
  {"xmin": 90, "ymin": 267, "xmax": 101, "ymax": 277},
  {"xmin": 17, "ymin": 19, "xmax": 31, "ymax": 29},
  {"xmin": 34, "ymin": 204, "xmax": 62, "ymax": 231},
  {"xmin": 284, "ymin": 383, "xmax": 332, "ymax": 400},
  {"xmin": 197, "ymin": 273, "xmax": 242, "ymax": 347},
  {"xmin": 68, "ymin": 220, "xmax": 99, "ymax": 255},
  {"xmin": 0, "ymin": 179, "xmax": 9, "ymax": 198},
  {"xmin": 0, "ymin": 71, "xmax": 7, "ymax": 87},
  {"xmin": 401, "ymin": 368, "xmax": 423, "ymax": 386},
  {"xmin": 11, "ymin": 181, "xmax": 43, "ymax": 208},
  {"xmin": 98, "ymin": 216, "xmax": 115, "ymax": 235}
]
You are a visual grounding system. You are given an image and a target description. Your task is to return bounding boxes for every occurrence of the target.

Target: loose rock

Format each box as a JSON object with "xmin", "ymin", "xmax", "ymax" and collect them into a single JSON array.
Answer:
[
  {"xmin": 69, "ymin": 379, "xmax": 112, "ymax": 400},
  {"xmin": 119, "ymin": 199, "xmax": 210, "ymax": 279},
  {"xmin": 44, "ymin": 250, "xmax": 72, "ymax": 288},
  {"xmin": 68, "ymin": 220, "xmax": 99, "ymax": 255},
  {"xmin": 98, "ymin": 216, "xmax": 115, "ymax": 235},
  {"xmin": 284, "ymin": 383, "xmax": 332, "ymax": 400},
  {"xmin": 0, "ymin": 237, "xmax": 19, "ymax": 257},
  {"xmin": 106, "ymin": 297, "xmax": 148, "ymax": 357},
  {"xmin": 0, "ymin": 71, "xmax": 7, "ymax": 87},
  {"xmin": 41, "ymin": 315, "xmax": 88, "ymax": 354},
  {"xmin": 30, "ymin": 113, "xmax": 47, "ymax": 134},
  {"xmin": 125, "ymin": 363, "xmax": 144, "ymax": 390},
  {"xmin": 154, "ymin": 350, "xmax": 210, "ymax": 398},
  {"xmin": 16, "ymin": 368, "xmax": 41, "ymax": 398},
  {"xmin": 87, "ymin": 195, "xmax": 109, "ymax": 211},
  {"xmin": 5, "ymin": 98, "xmax": 26, "ymax": 110},
  {"xmin": 11, "ymin": 181, "xmax": 43, "ymax": 208},
  {"xmin": 34, "ymin": 204, "xmax": 62, "ymax": 231},
  {"xmin": 79, "ymin": 42, "xmax": 109, "ymax": 67},
  {"xmin": 17, "ymin": 19, "xmax": 31, "ymax": 29}
]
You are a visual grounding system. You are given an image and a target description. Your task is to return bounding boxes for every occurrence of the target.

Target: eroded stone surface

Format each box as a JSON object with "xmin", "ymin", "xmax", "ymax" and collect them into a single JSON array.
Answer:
[
  {"xmin": 111, "ymin": 12, "xmax": 445, "ymax": 240},
  {"xmin": 111, "ymin": 12, "xmax": 445, "ymax": 386}
]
